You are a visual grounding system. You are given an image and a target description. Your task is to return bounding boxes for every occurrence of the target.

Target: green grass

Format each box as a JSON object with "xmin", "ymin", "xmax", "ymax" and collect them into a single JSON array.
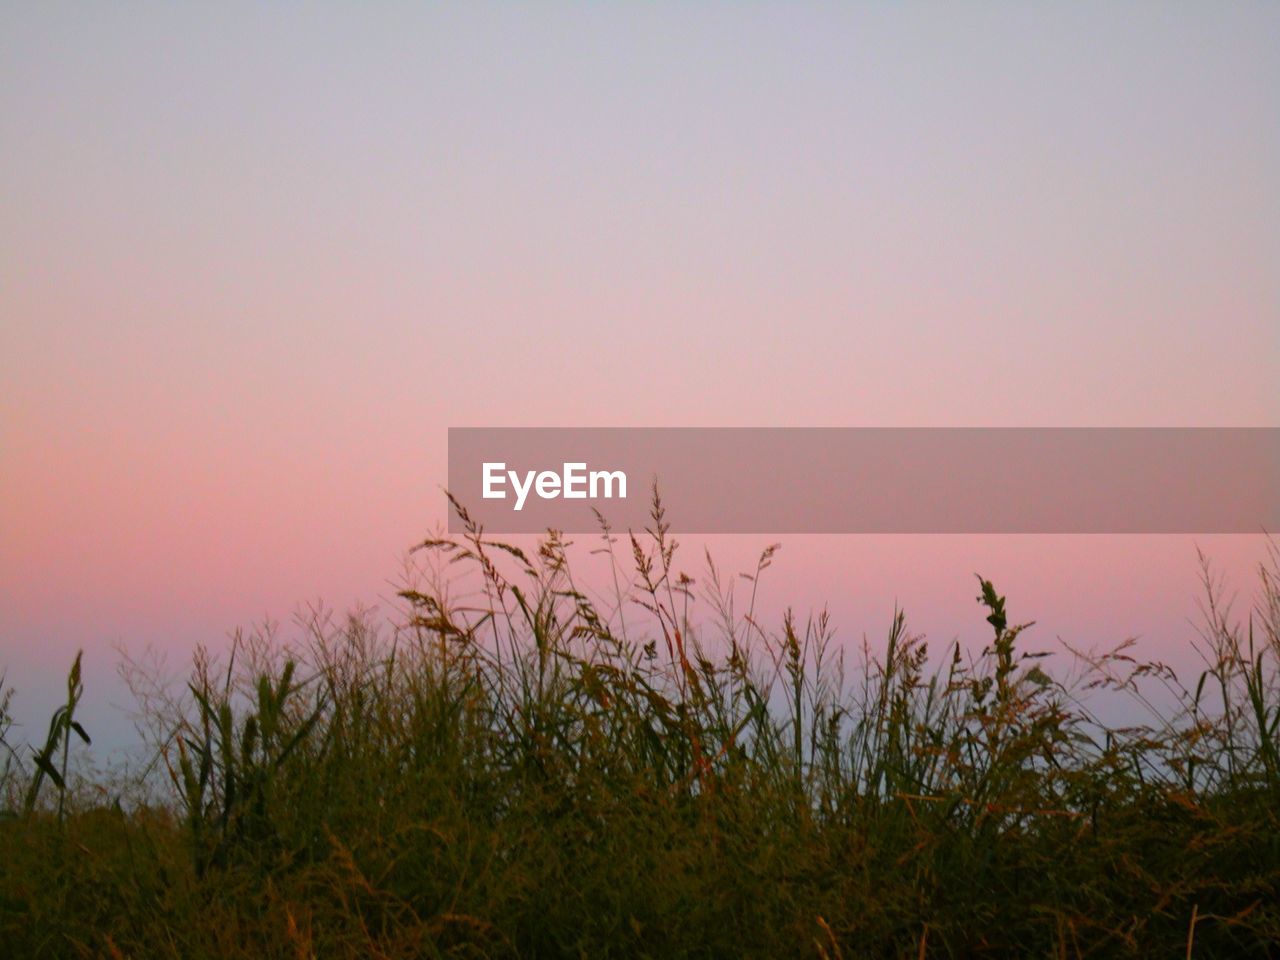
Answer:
[{"xmin": 2, "ymin": 500, "xmax": 1279, "ymax": 958}]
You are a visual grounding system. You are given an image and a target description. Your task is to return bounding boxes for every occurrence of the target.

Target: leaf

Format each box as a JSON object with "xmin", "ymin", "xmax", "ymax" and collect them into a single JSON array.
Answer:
[
  {"xmin": 32, "ymin": 753, "xmax": 65, "ymax": 790},
  {"xmin": 1023, "ymin": 666, "xmax": 1052, "ymax": 688},
  {"xmin": 70, "ymin": 721, "xmax": 91, "ymax": 745}
]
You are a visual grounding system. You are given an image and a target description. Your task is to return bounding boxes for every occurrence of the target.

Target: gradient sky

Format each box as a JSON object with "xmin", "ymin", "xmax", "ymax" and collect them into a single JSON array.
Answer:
[{"xmin": 2, "ymin": 3, "xmax": 1278, "ymax": 752}]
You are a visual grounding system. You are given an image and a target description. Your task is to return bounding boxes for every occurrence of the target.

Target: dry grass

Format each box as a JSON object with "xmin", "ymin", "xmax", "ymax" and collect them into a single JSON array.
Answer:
[{"xmin": 2, "ymin": 495, "xmax": 1278, "ymax": 957}]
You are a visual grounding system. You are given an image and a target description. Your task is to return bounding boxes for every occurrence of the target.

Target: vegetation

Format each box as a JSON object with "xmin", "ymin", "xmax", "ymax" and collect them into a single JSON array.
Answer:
[{"xmin": 2, "ymin": 499, "xmax": 1279, "ymax": 957}]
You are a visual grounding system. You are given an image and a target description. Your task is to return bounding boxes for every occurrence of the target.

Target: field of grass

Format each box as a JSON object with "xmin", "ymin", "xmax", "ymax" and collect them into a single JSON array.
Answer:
[{"xmin": 3, "ymin": 501, "xmax": 1279, "ymax": 958}]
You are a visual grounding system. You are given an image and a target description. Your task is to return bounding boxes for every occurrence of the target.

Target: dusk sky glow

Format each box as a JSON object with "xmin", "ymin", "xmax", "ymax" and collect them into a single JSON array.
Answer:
[{"xmin": 2, "ymin": 3, "xmax": 1277, "ymax": 752}]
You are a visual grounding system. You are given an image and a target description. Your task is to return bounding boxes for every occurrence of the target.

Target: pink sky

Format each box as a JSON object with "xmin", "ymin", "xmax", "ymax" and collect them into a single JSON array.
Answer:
[{"xmin": 2, "ymin": 4, "xmax": 1277, "ymax": 749}]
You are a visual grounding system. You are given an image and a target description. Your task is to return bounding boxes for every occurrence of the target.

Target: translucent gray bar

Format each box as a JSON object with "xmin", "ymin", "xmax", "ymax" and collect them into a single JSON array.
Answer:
[{"xmin": 447, "ymin": 428, "xmax": 1279, "ymax": 534}]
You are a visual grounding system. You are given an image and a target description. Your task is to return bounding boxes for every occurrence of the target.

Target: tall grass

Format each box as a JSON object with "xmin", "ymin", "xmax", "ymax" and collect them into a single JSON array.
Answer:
[{"xmin": 1, "ymin": 498, "xmax": 1278, "ymax": 957}]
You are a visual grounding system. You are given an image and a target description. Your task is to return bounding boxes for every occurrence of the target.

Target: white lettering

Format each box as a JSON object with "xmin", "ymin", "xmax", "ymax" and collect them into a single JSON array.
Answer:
[
  {"xmin": 483, "ymin": 463, "xmax": 506, "ymax": 499},
  {"xmin": 535, "ymin": 470, "xmax": 561, "ymax": 500},
  {"xmin": 483, "ymin": 463, "xmax": 627, "ymax": 510},
  {"xmin": 590, "ymin": 469, "xmax": 627, "ymax": 500},
  {"xmin": 562, "ymin": 462, "xmax": 587, "ymax": 498},
  {"xmin": 510, "ymin": 469, "xmax": 536, "ymax": 511}
]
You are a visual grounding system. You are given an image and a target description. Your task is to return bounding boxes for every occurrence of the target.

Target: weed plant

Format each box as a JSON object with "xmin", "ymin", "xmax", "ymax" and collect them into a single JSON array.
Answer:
[{"xmin": 2, "ymin": 495, "xmax": 1278, "ymax": 957}]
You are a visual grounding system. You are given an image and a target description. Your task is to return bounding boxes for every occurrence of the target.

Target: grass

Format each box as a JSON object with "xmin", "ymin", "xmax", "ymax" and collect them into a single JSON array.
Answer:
[{"xmin": 2, "ymin": 495, "xmax": 1279, "ymax": 957}]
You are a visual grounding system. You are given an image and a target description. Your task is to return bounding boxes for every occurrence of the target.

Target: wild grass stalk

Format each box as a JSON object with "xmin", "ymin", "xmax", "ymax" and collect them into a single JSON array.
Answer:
[{"xmin": 1, "ymin": 495, "xmax": 1278, "ymax": 956}]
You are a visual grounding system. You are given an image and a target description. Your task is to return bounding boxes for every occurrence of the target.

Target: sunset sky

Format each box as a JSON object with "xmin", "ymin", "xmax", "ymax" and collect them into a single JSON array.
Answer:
[{"xmin": 2, "ymin": 3, "xmax": 1277, "ymax": 751}]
